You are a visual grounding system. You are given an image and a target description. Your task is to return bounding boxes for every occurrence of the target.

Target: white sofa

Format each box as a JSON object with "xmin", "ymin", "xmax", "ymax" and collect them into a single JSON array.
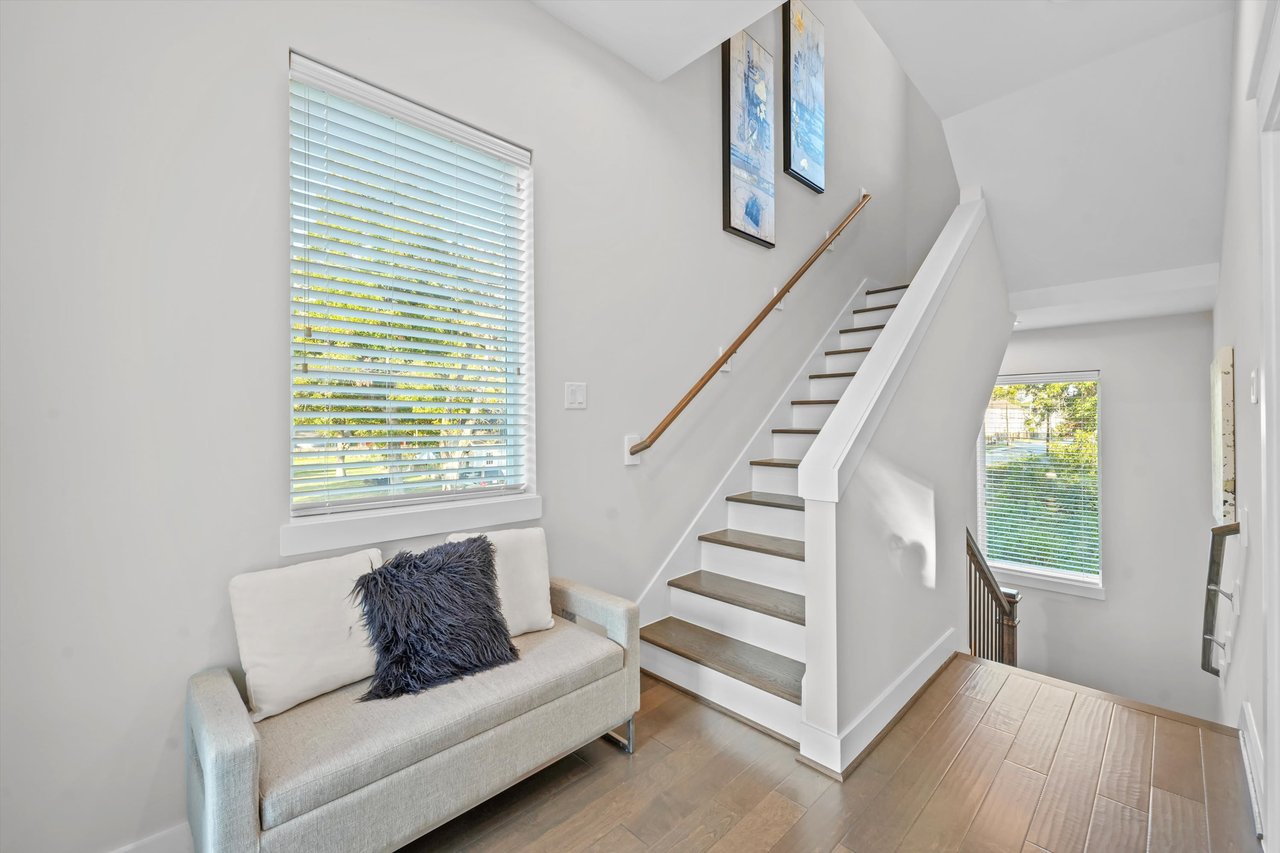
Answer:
[{"xmin": 185, "ymin": 577, "xmax": 638, "ymax": 853}]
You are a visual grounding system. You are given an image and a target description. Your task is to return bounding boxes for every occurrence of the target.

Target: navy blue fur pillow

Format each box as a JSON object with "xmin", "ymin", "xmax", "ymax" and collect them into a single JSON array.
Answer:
[{"xmin": 352, "ymin": 535, "xmax": 518, "ymax": 701}]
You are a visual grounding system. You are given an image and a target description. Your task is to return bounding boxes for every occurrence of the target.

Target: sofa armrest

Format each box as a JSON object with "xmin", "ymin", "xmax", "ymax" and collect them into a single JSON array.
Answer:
[
  {"xmin": 550, "ymin": 577, "xmax": 640, "ymax": 717},
  {"xmin": 185, "ymin": 668, "xmax": 260, "ymax": 853}
]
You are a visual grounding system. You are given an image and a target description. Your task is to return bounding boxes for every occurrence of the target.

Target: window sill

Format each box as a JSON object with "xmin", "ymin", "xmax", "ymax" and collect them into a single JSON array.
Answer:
[
  {"xmin": 279, "ymin": 493, "xmax": 543, "ymax": 557},
  {"xmin": 990, "ymin": 562, "xmax": 1106, "ymax": 601}
]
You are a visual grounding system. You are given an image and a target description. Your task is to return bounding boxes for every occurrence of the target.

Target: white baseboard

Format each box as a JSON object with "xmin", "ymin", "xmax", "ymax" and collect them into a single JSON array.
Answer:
[
  {"xmin": 1240, "ymin": 701, "xmax": 1267, "ymax": 843},
  {"xmin": 802, "ymin": 628, "xmax": 959, "ymax": 774},
  {"xmin": 107, "ymin": 822, "xmax": 192, "ymax": 853}
]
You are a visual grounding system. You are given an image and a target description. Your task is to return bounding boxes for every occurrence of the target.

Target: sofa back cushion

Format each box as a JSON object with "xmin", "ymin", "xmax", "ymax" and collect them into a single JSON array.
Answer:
[
  {"xmin": 446, "ymin": 527, "xmax": 554, "ymax": 637},
  {"xmin": 229, "ymin": 548, "xmax": 381, "ymax": 721}
]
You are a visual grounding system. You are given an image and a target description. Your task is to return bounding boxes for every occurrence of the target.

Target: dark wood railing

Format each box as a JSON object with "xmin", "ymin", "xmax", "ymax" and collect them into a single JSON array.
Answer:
[
  {"xmin": 628, "ymin": 193, "xmax": 873, "ymax": 456},
  {"xmin": 967, "ymin": 529, "xmax": 1020, "ymax": 666},
  {"xmin": 1202, "ymin": 521, "xmax": 1242, "ymax": 676}
]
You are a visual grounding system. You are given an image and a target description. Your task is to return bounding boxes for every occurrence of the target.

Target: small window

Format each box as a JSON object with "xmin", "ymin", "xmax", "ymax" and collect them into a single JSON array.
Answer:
[
  {"xmin": 979, "ymin": 372, "xmax": 1100, "ymax": 579},
  {"xmin": 288, "ymin": 54, "xmax": 533, "ymax": 516}
]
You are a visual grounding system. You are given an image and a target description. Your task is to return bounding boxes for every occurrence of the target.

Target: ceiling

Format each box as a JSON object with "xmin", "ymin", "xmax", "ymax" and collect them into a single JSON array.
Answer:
[
  {"xmin": 856, "ymin": 0, "xmax": 1232, "ymax": 120},
  {"xmin": 530, "ymin": 0, "xmax": 781, "ymax": 81},
  {"xmin": 857, "ymin": 0, "xmax": 1234, "ymax": 322}
]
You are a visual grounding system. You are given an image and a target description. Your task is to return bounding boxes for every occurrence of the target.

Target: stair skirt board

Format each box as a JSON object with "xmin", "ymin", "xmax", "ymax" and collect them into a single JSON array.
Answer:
[
  {"xmin": 698, "ymin": 543, "xmax": 805, "ymax": 593},
  {"xmin": 751, "ymin": 465, "xmax": 799, "ymax": 494},
  {"xmin": 772, "ymin": 432, "xmax": 818, "ymax": 459},
  {"xmin": 669, "ymin": 587, "xmax": 806, "ymax": 660},
  {"xmin": 727, "ymin": 500, "xmax": 805, "ymax": 540},
  {"xmin": 640, "ymin": 643, "xmax": 802, "ymax": 743}
]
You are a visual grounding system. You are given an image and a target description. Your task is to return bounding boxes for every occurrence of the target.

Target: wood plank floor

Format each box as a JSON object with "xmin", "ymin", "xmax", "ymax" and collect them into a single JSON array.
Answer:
[{"xmin": 403, "ymin": 655, "xmax": 1260, "ymax": 852}]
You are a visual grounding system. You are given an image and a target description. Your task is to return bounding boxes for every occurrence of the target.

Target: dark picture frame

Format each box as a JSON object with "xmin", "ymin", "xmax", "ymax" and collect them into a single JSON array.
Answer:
[
  {"xmin": 722, "ymin": 31, "xmax": 776, "ymax": 248},
  {"xmin": 782, "ymin": 0, "xmax": 826, "ymax": 194}
]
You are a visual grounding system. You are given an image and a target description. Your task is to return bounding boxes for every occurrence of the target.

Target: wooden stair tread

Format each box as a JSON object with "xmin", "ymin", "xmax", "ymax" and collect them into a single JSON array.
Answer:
[
  {"xmin": 725, "ymin": 490, "xmax": 804, "ymax": 511},
  {"xmin": 749, "ymin": 457, "xmax": 800, "ymax": 468},
  {"xmin": 825, "ymin": 346, "xmax": 872, "ymax": 356},
  {"xmin": 809, "ymin": 371, "xmax": 857, "ymax": 379},
  {"xmin": 867, "ymin": 283, "xmax": 908, "ymax": 295},
  {"xmin": 669, "ymin": 570, "xmax": 805, "ymax": 625},
  {"xmin": 640, "ymin": 617, "xmax": 803, "ymax": 703},
  {"xmin": 791, "ymin": 399, "xmax": 837, "ymax": 406},
  {"xmin": 772, "ymin": 427, "xmax": 818, "ymax": 435},
  {"xmin": 698, "ymin": 528, "xmax": 804, "ymax": 561},
  {"xmin": 839, "ymin": 323, "xmax": 887, "ymax": 334},
  {"xmin": 851, "ymin": 303, "xmax": 898, "ymax": 314}
]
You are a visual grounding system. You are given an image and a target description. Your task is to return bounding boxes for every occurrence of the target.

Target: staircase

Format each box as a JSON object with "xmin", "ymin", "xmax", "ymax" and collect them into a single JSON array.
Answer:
[{"xmin": 639, "ymin": 282, "xmax": 908, "ymax": 742}]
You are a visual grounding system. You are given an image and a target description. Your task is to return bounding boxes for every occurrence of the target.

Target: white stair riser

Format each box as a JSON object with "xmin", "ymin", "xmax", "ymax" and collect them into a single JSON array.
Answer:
[
  {"xmin": 700, "ymin": 541, "xmax": 804, "ymax": 592},
  {"xmin": 865, "ymin": 288, "xmax": 904, "ymax": 308},
  {"xmin": 773, "ymin": 432, "xmax": 816, "ymax": 459},
  {"xmin": 853, "ymin": 306, "xmax": 895, "ymax": 326},
  {"xmin": 669, "ymin": 588, "xmax": 806, "ymax": 660},
  {"xmin": 728, "ymin": 500, "xmax": 805, "ymax": 540},
  {"xmin": 825, "ymin": 349, "xmax": 870, "ymax": 374},
  {"xmin": 839, "ymin": 328, "xmax": 881, "ymax": 349},
  {"xmin": 639, "ymin": 644, "xmax": 801, "ymax": 742},
  {"xmin": 792, "ymin": 404, "xmax": 834, "ymax": 430},
  {"xmin": 751, "ymin": 465, "xmax": 798, "ymax": 494},
  {"xmin": 810, "ymin": 374, "xmax": 855, "ymax": 398}
]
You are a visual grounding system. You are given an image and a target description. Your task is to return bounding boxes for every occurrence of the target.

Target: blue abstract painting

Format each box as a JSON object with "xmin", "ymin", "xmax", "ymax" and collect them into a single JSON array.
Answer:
[
  {"xmin": 784, "ymin": 0, "xmax": 825, "ymax": 193},
  {"xmin": 723, "ymin": 31, "xmax": 775, "ymax": 247}
]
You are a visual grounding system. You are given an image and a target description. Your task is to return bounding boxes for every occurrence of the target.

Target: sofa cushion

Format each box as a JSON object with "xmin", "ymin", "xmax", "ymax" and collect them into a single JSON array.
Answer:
[
  {"xmin": 255, "ymin": 615, "xmax": 623, "ymax": 829},
  {"xmin": 229, "ymin": 548, "xmax": 381, "ymax": 722},
  {"xmin": 446, "ymin": 527, "xmax": 555, "ymax": 637}
]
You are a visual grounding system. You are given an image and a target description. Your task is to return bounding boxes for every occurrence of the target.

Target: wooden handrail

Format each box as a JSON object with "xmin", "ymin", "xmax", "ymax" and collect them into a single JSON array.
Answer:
[
  {"xmin": 628, "ymin": 193, "xmax": 873, "ymax": 456},
  {"xmin": 1202, "ymin": 521, "xmax": 1241, "ymax": 677},
  {"xmin": 967, "ymin": 529, "xmax": 1020, "ymax": 666}
]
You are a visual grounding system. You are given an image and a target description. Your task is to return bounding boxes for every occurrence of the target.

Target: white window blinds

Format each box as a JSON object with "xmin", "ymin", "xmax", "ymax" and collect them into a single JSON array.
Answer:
[
  {"xmin": 289, "ymin": 55, "xmax": 533, "ymax": 516},
  {"xmin": 980, "ymin": 373, "xmax": 1100, "ymax": 577}
]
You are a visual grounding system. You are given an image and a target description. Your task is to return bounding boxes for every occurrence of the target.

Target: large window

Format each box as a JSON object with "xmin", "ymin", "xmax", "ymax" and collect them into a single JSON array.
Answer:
[
  {"xmin": 288, "ymin": 55, "xmax": 533, "ymax": 517},
  {"xmin": 979, "ymin": 372, "xmax": 1100, "ymax": 580}
]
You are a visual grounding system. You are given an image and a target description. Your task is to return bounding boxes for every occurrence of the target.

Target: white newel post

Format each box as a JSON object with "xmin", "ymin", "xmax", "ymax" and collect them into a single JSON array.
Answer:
[{"xmin": 798, "ymin": 498, "xmax": 843, "ymax": 772}]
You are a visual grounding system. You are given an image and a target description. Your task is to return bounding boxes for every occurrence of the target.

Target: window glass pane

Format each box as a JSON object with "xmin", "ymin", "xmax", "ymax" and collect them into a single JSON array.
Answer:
[
  {"xmin": 288, "ymin": 66, "xmax": 531, "ymax": 516},
  {"xmin": 982, "ymin": 377, "xmax": 1099, "ymax": 576}
]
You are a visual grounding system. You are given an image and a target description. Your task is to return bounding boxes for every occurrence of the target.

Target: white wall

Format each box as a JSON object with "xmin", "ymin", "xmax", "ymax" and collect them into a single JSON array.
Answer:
[
  {"xmin": 997, "ymin": 313, "xmax": 1220, "ymax": 721},
  {"xmin": 0, "ymin": 1, "xmax": 957, "ymax": 850},
  {"xmin": 836, "ymin": 216, "xmax": 1010, "ymax": 750},
  {"xmin": 1212, "ymin": 0, "xmax": 1269, "ymax": 757}
]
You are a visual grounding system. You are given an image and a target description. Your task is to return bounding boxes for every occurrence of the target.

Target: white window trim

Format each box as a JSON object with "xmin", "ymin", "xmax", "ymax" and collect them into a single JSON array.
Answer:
[
  {"xmin": 280, "ymin": 54, "xmax": 539, "ymax": 555},
  {"xmin": 978, "ymin": 370, "xmax": 1103, "ymax": 600}
]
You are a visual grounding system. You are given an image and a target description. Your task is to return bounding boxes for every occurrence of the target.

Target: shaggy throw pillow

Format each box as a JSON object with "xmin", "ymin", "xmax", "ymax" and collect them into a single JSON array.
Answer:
[{"xmin": 352, "ymin": 536, "xmax": 518, "ymax": 701}]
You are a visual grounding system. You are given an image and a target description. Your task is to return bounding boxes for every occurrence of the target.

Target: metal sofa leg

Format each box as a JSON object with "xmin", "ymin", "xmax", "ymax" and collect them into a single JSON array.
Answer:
[{"xmin": 604, "ymin": 717, "xmax": 635, "ymax": 754}]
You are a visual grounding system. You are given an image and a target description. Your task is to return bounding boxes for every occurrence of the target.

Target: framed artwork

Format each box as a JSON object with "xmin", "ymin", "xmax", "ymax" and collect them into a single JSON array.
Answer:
[
  {"xmin": 1211, "ymin": 346, "xmax": 1237, "ymax": 523},
  {"xmin": 723, "ymin": 31, "xmax": 776, "ymax": 248},
  {"xmin": 783, "ymin": 0, "xmax": 825, "ymax": 193}
]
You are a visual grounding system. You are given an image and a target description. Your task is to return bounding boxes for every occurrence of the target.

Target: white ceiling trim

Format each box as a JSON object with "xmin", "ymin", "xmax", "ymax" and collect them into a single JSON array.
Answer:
[{"xmin": 1010, "ymin": 263, "xmax": 1219, "ymax": 331}]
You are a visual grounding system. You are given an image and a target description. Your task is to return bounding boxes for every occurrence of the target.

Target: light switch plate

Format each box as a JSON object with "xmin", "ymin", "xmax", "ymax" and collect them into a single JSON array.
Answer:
[
  {"xmin": 564, "ymin": 382, "xmax": 587, "ymax": 410},
  {"xmin": 1250, "ymin": 369, "xmax": 1259, "ymax": 404},
  {"xmin": 623, "ymin": 434, "xmax": 641, "ymax": 466},
  {"xmin": 719, "ymin": 347, "xmax": 732, "ymax": 373}
]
